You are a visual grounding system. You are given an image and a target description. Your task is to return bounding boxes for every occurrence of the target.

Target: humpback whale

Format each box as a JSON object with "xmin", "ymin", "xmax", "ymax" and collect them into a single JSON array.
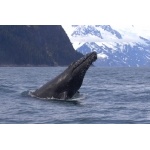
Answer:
[{"xmin": 32, "ymin": 52, "xmax": 97, "ymax": 100}]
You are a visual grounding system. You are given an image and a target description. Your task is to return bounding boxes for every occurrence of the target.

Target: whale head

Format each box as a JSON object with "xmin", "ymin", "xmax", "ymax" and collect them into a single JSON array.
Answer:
[
  {"xmin": 69, "ymin": 51, "xmax": 97, "ymax": 79},
  {"xmin": 61, "ymin": 51, "xmax": 97, "ymax": 98}
]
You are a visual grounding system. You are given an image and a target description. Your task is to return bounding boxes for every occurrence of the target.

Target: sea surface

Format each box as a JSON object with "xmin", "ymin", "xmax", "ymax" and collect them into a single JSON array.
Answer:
[{"xmin": 0, "ymin": 67, "xmax": 150, "ymax": 124}]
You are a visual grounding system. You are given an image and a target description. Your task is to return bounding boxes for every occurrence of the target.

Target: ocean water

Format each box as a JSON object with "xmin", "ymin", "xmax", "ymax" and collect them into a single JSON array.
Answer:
[{"xmin": 0, "ymin": 67, "xmax": 150, "ymax": 124}]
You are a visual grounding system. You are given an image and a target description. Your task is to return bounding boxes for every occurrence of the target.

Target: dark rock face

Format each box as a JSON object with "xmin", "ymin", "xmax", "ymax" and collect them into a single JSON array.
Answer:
[{"xmin": 0, "ymin": 25, "xmax": 83, "ymax": 66}]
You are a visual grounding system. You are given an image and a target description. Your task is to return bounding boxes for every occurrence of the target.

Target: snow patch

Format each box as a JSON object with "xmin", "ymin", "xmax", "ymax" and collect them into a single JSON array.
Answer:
[{"xmin": 97, "ymin": 53, "xmax": 108, "ymax": 59}]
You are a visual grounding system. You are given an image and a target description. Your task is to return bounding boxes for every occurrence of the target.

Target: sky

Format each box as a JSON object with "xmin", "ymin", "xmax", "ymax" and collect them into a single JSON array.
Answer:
[{"xmin": 1, "ymin": 0, "xmax": 150, "ymax": 25}]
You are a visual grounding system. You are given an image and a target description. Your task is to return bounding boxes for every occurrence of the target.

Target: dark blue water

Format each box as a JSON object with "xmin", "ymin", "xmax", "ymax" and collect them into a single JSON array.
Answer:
[{"xmin": 0, "ymin": 67, "xmax": 150, "ymax": 124}]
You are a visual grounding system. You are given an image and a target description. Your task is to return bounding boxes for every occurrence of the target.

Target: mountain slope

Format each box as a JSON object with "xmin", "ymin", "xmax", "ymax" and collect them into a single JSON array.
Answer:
[
  {"xmin": 63, "ymin": 25, "xmax": 150, "ymax": 67},
  {"xmin": 0, "ymin": 25, "xmax": 83, "ymax": 66}
]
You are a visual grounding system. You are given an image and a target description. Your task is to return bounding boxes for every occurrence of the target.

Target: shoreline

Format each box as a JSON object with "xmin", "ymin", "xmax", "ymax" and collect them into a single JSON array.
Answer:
[{"xmin": 0, "ymin": 64, "xmax": 68, "ymax": 67}]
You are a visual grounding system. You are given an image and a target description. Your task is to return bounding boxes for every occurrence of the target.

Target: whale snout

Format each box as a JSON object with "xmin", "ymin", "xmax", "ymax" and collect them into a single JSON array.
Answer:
[{"xmin": 91, "ymin": 51, "xmax": 97, "ymax": 62}]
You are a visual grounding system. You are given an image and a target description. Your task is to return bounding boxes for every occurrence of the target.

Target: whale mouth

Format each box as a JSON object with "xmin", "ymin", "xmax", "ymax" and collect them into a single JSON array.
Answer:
[{"xmin": 72, "ymin": 51, "xmax": 97, "ymax": 71}]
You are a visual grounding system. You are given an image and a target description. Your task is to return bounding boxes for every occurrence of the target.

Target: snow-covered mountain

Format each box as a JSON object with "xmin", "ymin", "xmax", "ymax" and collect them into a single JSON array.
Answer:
[{"xmin": 63, "ymin": 25, "xmax": 150, "ymax": 67}]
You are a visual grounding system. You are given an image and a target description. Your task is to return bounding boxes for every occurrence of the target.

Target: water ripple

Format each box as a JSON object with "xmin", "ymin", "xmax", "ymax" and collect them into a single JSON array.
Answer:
[{"xmin": 1, "ymin": 67, "xmax": 150, "ymax": 123}]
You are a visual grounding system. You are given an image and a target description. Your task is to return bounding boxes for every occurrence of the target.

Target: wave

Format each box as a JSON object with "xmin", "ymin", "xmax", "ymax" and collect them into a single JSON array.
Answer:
[{"xmin": 0, "ymin": 85, "xmax": 16, "ymax": 93}]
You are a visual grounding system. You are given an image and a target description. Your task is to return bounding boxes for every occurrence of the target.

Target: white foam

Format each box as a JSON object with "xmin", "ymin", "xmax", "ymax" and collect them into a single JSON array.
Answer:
[{"xmin": 28, "ymin": 90, "xmax": 85, "ymax": 101}]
